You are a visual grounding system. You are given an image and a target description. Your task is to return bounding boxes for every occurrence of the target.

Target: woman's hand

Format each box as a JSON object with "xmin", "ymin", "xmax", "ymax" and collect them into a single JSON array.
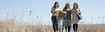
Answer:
[{"xmin": 77, "ymin": 10, "xmax": 80, "ymax": 14}]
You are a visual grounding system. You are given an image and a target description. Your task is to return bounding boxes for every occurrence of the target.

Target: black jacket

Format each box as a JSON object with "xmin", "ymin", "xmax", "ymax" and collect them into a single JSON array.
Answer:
[{"xmin": 63, "ymin": 8, "xmax": 71, "ymax": 20}]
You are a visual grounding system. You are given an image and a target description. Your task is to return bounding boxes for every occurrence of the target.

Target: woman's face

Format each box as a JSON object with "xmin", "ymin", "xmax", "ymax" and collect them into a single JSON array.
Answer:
[
  {"xmin": 55, "ymin": 3, "xmax": 59, "ymax": 8},
  {"xmin": 67, "ymin": 4, "xmax": 70, "ymax": 8}
]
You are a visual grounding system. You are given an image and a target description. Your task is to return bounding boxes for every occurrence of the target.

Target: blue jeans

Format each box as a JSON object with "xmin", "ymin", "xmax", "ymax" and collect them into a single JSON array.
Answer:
[{"xmin": 51, "ymin": 16, "xmax": 58, "ymax": 32}]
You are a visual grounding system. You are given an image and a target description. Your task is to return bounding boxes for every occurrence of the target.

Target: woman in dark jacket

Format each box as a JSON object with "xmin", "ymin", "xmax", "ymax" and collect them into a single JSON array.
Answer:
[{"xmin": 63, "ymin": 3, "xmax": 71, "ymax": 32}]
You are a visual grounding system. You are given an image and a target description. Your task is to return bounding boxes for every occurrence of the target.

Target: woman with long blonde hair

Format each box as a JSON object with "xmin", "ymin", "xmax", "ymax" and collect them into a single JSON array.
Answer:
[{"xmin": 62, "ymin": 3, "xmax": 71, "ymax": 32}]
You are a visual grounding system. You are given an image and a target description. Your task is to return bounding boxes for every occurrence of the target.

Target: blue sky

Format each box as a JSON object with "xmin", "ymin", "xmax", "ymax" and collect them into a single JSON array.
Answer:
[{"xmin": 0, "ymin": 0, "xmax": 105, "ymax": 25}]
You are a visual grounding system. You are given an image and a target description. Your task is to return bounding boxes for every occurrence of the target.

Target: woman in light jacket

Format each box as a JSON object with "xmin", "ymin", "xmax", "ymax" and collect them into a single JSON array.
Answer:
[
  {"xmin": 71, "ymin": 2, "xmax": 81, "ymax": 32},
  {"xmin": 51, "ymin": 2, "xmax": 60, "ymax": 32},
  {"xmin": 63, "ymin": 3, "xmax": 71, "ymax": 32}
]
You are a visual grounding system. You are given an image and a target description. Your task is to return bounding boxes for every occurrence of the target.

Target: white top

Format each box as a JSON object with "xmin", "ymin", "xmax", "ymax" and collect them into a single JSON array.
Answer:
[{"xmin": 51, "ymin": 7, "xmax": 60, "ymax": 17}]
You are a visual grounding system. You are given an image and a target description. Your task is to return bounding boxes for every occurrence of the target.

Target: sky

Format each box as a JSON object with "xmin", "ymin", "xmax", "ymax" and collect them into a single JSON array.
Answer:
[{"xmin": 0, "ymin": 0, "xmax": 105, "ymax": 25}]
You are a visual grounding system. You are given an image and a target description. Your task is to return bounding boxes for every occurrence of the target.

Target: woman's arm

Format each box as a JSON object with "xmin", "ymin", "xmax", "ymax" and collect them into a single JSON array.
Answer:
[
  {"xmin": 51, "ymin": 8, "xmax": 55, "ymax": 14},
  {"xmin": 77, "ymin": 8, "xmax": 81, "ymax": 14},
  {"xmin": 71, "ymin": 9, "xmax": 75, "ymax": 15}
]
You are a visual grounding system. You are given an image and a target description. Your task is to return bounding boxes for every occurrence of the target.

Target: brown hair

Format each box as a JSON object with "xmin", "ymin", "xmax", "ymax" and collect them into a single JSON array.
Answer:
[
  {"xmin": 64, "ymin": 3, "xmax": 70, "ymax": 8},
  {"xmin": 73, "ymin": 2, "xmax": 78, "ymax": 9},
  {"xmin": 53, "ymin": 2, "xmax": 59, "ymax": 8}
]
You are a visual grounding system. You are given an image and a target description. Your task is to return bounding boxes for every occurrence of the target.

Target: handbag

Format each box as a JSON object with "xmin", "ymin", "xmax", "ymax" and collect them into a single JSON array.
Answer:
[{"xmin": 77, "ymin": 14, "xmax": 82, "ymax": 20}]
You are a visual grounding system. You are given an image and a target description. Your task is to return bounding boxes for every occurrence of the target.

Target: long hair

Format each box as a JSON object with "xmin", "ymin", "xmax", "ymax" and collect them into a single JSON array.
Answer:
[
  {"xmin": 73, "ymin": 2, "xmax": 78, "ymax": 9},
  {"xmin": 53, "ymin": 2, "xmax": 59, "ymax": 8},
  {"xmin": 64, "ymin": 3, "xmax": 70, "ymax": 9}
]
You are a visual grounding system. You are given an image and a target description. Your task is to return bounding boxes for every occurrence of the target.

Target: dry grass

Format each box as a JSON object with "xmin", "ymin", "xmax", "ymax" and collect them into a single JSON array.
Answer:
[
  {"xmin": 78, "ymin": 25, "xmax": 105, "ymax": 32},
  {"xmin": 0, "ymin": 20, "xmax": 105, "ymax": 32},
  {"xmin": 0, "ymin": 20, "xmax": 53, "ymax": 32}
]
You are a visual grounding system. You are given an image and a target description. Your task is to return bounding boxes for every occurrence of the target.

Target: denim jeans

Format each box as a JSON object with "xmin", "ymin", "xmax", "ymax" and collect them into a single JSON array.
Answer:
[{"xmin": 51, "ymin": 16, "xmax": 58, "ymax": 31}]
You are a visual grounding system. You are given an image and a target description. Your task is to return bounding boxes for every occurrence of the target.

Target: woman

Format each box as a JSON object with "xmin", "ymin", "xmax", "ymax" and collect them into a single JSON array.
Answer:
[
  {"xmin": 63, "ymin": 3, "xmax": 71, "ymax": 32},
  {"xmin": 71, "ymin": 2, "xmax": 81, "ymax": 32},
  {"xmin": 51, "ymin": 2, "xmax": 60, "ymax": 32}
]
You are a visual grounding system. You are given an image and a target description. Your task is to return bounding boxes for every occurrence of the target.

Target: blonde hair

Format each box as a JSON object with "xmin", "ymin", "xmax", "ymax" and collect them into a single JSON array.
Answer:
[{"xmin": 65, "ymin": 3, "xmax": 70, "ymax": 8}]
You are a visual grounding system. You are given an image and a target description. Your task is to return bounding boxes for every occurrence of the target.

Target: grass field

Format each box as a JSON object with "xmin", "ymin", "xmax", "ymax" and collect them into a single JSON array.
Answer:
[{"xmin": 0, "ymin": 20, "xmax": 105, "ymax": 32}]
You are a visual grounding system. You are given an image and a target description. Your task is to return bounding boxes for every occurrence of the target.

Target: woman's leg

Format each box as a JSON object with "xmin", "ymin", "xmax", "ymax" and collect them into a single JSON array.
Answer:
[
  {"xmin": 73, "ymin": 24, "xmax": 78, "ymax": 32},
  {"xmin": 56, "ymin": 17, "xmax": 59, "ymax": 31},
  {"xmin": 53, "ymin": 24, "xmax": 56, "ymax": 32},
  {"xmin": 62, "ymin": 26, "xmax": 64, "ymax": 32},
  {"xmin": 56, "ymin": 24, "xmax": 58, "ymax": 31},
  {"xmin": 73, "ymin": 24, "xmax": 75, "ymax": 31},
  {"xmin": 68, "ymin": 26, "xmax": 71, "ymax": 32},
  {"xmin": 51, "ymin": 16, "xmax": 56, "ymax": 32},
  {"xmin": 65, "ymin": 26, "xmax": 71, "ymax": 32},
  {"xmin": 65, "ymin": 26, "xmax": 67, "ymax": 32}
]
